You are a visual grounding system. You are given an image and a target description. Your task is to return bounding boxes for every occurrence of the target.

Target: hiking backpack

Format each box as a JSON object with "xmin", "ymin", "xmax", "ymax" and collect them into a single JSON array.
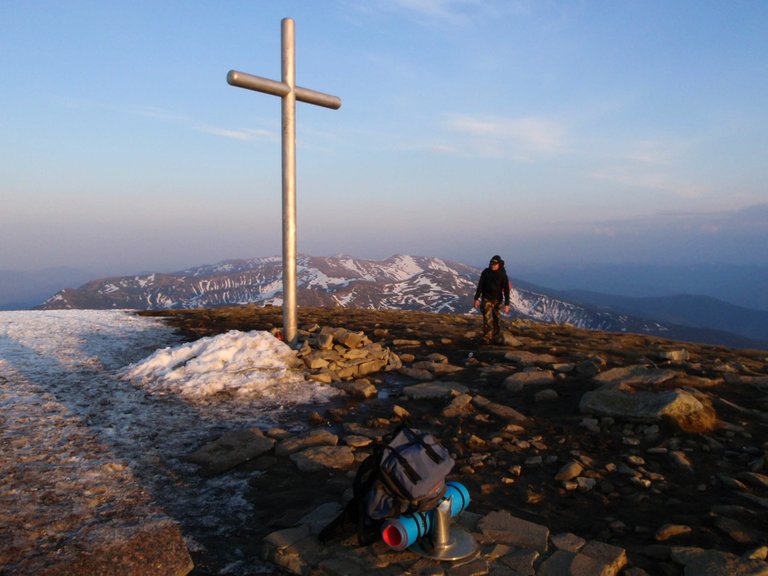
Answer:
[{"xmin": 320, "ymin": 425, "xmax": 455, "ymax": 545}]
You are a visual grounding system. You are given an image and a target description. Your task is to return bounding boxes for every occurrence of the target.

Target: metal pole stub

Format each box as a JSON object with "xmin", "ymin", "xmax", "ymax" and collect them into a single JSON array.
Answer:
[{"xmin": 411, "ymin": 498, "xmax": 478, "ymax": 561}]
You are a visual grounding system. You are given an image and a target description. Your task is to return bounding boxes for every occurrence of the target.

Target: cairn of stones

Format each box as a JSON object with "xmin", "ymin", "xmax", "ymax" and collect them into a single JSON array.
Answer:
[{"xmin": 290, "ymin": 324, "xmax": 402, "ymax": 395}]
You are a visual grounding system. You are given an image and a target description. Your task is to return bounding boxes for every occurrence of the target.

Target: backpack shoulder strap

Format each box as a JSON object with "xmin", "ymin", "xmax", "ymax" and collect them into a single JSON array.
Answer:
[
  {"xmin": 320, "ymin": 446, "xmax": 384, "ymax": 546},
  {"xmin": 405, "ymin": 427, "xmax": 444, "ymax": 464}
]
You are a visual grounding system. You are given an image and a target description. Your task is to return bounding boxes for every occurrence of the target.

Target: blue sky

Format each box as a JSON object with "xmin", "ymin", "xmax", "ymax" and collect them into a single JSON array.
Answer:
[{"xmin": 2, "ymin": 0, "xmax": 767, "ymax": 275}]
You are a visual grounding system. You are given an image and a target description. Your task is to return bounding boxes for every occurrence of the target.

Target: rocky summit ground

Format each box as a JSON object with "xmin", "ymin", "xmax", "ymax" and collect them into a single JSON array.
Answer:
[{"xmin": 136, "ymin": 305, "xmax": 768, "ymax": 576}]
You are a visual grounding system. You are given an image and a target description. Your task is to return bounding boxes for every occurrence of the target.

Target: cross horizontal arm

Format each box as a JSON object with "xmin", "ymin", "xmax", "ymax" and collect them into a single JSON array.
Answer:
[
  {"xmin": 227, "ymin": 70, "xmax": 342, "ymax": 110},
  {"xmin": 227, "ymin": 70, "xmax": 289, "ymax": 97}
]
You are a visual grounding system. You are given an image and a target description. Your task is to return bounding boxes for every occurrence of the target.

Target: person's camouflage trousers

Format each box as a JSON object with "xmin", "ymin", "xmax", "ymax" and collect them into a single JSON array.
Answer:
[{"xmin": 481, "ymin": 300, "xmax": 502, "ymax": 344}]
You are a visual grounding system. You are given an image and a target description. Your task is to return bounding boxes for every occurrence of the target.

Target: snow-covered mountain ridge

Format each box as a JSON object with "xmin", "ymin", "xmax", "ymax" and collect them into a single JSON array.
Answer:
[
  {"xmin": 38, "ymin": 254, "xmax": 765, "ymax": 349},
  {"xmin": 40, "ymin": 255, "xmax": 481, "ymax": 313}
]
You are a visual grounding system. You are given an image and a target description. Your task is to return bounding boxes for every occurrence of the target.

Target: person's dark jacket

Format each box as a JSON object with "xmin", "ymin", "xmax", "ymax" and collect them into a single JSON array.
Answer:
[{"xmin": 474, "ymin": 266, "xmax": 510, "ymax": 305}]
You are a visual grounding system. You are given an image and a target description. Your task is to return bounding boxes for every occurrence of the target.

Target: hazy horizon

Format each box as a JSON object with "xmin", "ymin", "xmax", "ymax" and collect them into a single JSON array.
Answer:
[
  {"xmin": 2, "ymin": 1, "xmax": 767, "ymax": 275},
  {"xmin": 2, "ymin": 255, "xmax": 767, "ymax": 315}
]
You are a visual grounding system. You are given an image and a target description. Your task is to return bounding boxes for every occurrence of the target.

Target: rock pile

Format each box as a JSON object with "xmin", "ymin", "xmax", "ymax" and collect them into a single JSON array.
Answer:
[{"xmin": 292, "ymin": 325, "xmax": 401, "ymax": 388}]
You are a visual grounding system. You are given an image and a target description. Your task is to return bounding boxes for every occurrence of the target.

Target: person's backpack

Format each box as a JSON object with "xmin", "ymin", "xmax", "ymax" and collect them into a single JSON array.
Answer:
[{"xmin": 319, "ymin": 425, "xmax": 455, "ymax": 545}]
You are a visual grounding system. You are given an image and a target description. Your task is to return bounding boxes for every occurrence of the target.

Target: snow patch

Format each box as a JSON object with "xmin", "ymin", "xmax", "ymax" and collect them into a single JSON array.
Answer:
[
  {"xmin": 337, "ymin": 258, "xmax": 376, "ymax": 281},
  {"xmin": 387, "ymin": 255, "xmax": 424, "ymax": 280},
  {"xmin": 121, "ymin": 330, "xmax": 339, "ymax": 403},
  {"xmin": 137, "ymin": 274, "xmax": 155, "ymax": 288},
  {"xmin": 302, "ymin": 267, "xmax": 350, "ymax": 290},
  {"xmin": 427, "ymin": 258, "xmax": 452, "ymax": 273}
]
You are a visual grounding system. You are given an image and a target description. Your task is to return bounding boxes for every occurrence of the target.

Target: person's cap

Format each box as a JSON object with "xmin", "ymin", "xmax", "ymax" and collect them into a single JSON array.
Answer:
[{"xmin": 490, "ymin": 255, "xmax": 502, "ymax": 265}]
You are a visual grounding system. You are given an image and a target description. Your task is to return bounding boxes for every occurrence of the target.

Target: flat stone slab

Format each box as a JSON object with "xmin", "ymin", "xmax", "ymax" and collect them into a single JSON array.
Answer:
[
  {"xmin": 504, "ymin": 350, "xmax": 561, "ymax": 366},
  {"xmin": 402, "ymin": 381, "xmax": 468, "ymax": 400},
  {"xmin": 275, "ymin": 429, "xmax": 339, "ymax": 457},
  {"xmin": 580, "ymin": 541, "xmax": 628, "ymax": 572},
  {"xmin": 412, "ymin": 360, "xmax": 464, "ymax": 375},
  {"xmin": 579, "ymin": 385, "xmax": 711, "ymax": 431},
  {"xmin": 337, "ymin": 378, "xmax": 378, "ymax": 399},
  {"xmin": 289, "ymin": 445, "xmax": 355, "ymax": 472},
  {"xmin": 504, "ymin": 370, "xmax": 557, "ymax": 391},
  {"xmin": 593, "ymin": 365, "xmax": 678, "ymax": 386},
  {"xmin": 670, "ymin": 546, "xmax": 768, "ymax": 576},
  {"xmin": 472, "ymin": 395, "xmax": 528, "ymax": 423},
  {"xmin": 478, "ymin": 510, "xmax": 549, "ymax": 552},
  {"xmin": 538, "ymin": 547, "xmax": 627, "ymax": 576},
  {"xmin": 398, "ymin": 367, "xmax": 434, "ymax": 381},
  {"xmin": 442, "ymin": 393, "xmax": 474, "ymax": 418},
  {"xmin": 724, "ymin": 373, "xmax": 768, "ymax": 388},
  {"xmin": 551, "ymin": 532, "xmax": 587, "ymax": 553},
  {"xmin": 185, "ymin": 427, "xmax": 275, "ymax": 475}
]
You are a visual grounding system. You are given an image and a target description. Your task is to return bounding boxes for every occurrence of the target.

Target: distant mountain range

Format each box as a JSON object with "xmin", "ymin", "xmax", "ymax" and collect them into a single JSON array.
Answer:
[
  {"xmin": 36, "ymin": 254, "xmax": 767, "ymax": 350},
  {"xmin": 551, "ymin": 289, "xmax": 768, "ymax": 346},
  {"xmin": 514, "ymin": 262, "xmax": 768, "ymax": 311}
]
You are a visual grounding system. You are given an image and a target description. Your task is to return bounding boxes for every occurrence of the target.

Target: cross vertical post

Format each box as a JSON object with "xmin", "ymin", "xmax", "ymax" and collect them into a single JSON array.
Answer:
[
  {"xmin": 281, "ymin": 18, "xmax": 297, "ymax": 347},
  {"xmin": 227, "ymin": 17, "xmax": 341, "ymax": 346}
]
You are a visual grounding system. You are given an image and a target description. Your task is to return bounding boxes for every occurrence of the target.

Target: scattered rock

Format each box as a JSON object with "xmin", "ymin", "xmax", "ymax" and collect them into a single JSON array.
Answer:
[
  {"xmin": 472, "ymin": 395, "xmax": 528, "ymax": 423},
  {"xmin": 343, "ymin": 434, "xmax": 372, "ymax": 448},
  {"xmin": 550, "ymin": 532, "xmax": 587, "ymax": 553},
  {"xmin": 539, "ymin": 540, "xmax": 628, "ymax": 576},
  {"xmin": 288, "ymin": 445, "xmax": 355, "ymax": 472},
  {"xmin": 392, "ymin": 404, "xmax": 411, "ymax": 419},
  {"xmin": 275, "ymin": 430, "xmax": 339, "ymax": 457},
  {"xmin": 670, "ymin": 546, "xmax": 768, "ymax": 576},
  {"xmin": 737, "ymin": 471, "xmax": 768, "ymax": 490},
  {"xmin": 403, "ymin": 381, "xmax": 468, "ymax": 400},
  {"xmin": 535, "ymin": 389, "xmax": 558, "ymax": 403},
  {"xmin": 655, "ymin": 524, "xmax": 693, "ymax": 541},
  {"xmin": 593, "ymin": 365, "xmax": 679, "ymax": 386},
  {"xmin": 478, "ymin": 510, "xmax": 549, "ymax": 552},
  {"xmin": 658, "ymin": 349, "xmax": 690, "ymax": 362},
  {"xmin": 503, "ymin": 370, "xmax": 557, "ymax": 392},
  {"xmin": 554, "ymin": 460, "xmax": 583, "ymax": 482},
  {"xmin": 336, "ymin": 378, "xmax": 378, "ymax": 399},
  {"xmin": 714, "ymin": 516, "xmax": 766, "ymax": 545},
  {"xmin": 392, "ymin": 339, "xmax": 422, "ymax": 347},
  {"xmin": 579, "ymin": 384, "xmax": 717, "ymax": 432},
  {"xmin": 398, "ymin": 366, "xmax": 434, "ymax": 381},
  {"xmin": 185, "ymin": 428, "xmax": 275, "ymax": 476},
  {"xmin": 504, "ymin": 351, "xmax": 560, "ymax": 366},
  {"xmin": 499, "ymin": 332, "xmax": 523, "ymax": 347},
  {"xmin": 668, "ymin": 450, "xmax": 694, "ymax": 471},
  {"xmin": 442, "ymin": 393, "xmax": 474, "ymax": 418}
]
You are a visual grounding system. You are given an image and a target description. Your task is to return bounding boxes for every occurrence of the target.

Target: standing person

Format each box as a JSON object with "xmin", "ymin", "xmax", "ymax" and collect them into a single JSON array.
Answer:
[{"xmin": 473, "ymin": 255, "xmax": 511, "ymax": 344}]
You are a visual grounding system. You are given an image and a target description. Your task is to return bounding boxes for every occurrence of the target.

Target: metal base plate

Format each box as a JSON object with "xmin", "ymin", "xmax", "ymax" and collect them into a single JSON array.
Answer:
[{"xmin": 409, "ymin": 526, "xmax": 479, "ymax": 562}]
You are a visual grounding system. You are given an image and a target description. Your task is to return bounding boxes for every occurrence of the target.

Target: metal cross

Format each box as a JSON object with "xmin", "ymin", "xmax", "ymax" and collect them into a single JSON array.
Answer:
[{"xmin": 227, "ymin": 17, "xmax": 341, "ymax": 345}]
